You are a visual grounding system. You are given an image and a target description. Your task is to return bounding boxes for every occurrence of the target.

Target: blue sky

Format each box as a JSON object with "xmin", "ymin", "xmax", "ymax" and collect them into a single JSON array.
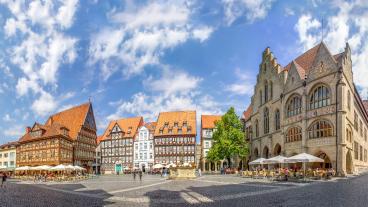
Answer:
[{"xmin": 1, "ymin": 0, "xmax": 368, "ymax": 144}]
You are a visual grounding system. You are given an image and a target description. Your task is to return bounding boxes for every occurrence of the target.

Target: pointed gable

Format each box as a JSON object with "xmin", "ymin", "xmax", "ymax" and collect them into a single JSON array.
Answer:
[
  {"xmin": 201, "ymin": 115, "xmax": 221, "ymax": 129},
  {"xmin": 101, "ymin": 117, "xmax": 143, "ymax": 141},
  {"xmin": 45, "ymin": 103, "xmax": 93, "ymax": 140}
]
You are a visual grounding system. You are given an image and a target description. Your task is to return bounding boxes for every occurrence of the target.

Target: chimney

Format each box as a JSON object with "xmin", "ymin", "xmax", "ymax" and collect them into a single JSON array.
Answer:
[{"xmin": 26, "ymin": 127, "xmax": 31, "ymax": 133}]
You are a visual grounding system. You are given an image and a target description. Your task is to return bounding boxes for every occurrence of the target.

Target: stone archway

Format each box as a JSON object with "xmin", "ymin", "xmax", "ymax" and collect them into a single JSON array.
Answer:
[
  {"xmin": 273, "ymin": 143, "xmax": 281, "ymax": 156},
  {"xmin": 313, "ymin": 152, "xmax": 332, "ymax": 169},
  {"xmin": 262, "ymin": 146, "xmax": 269, "ymax": 158},
  {"xmin": 346, "ymin": 150, "xmax": 353, "ymax": 174},
  {"xmin": 254, "ymin": 148, "xmax": 259, "ymax": 158}
]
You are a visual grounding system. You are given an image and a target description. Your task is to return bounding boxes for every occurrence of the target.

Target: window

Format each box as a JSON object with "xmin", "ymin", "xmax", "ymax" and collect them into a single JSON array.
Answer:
[
  {"xmin": 264, "ymin": 81, "xmax": 268, "ymax": 102},
  {"xmin": 286, "ymin": 127, "xmax": 302, "ymax": 143},
  {"xmin": 309, "ymin": 85, "xmax": 330, "ymax": 109},
  {"xmin": 260, "ymin": 90, "xmax": 263, "ymax": 105},
  {"xmin": 168, "ymin": 128, "xmax": 173, "ymax": 134},
  {"xmin": 308, "ymin": 120, "xmax": 333, "ymax": 139},
  {"xmin": 360, "ymin": 120, "xmax": 363, "ymax": 137},
  {"xmin": 365, "ymin": 128, "xmax": 367, "ymax": 142},
  {"xmin": 174, "ymin": 122, "xmax": 178, "ymax": 127},
  {"xmin": 270, "ymin": 81, "xmax": 273, "ymax": 99},
  {"xmin": 364, "ymin": 149, "xmax": 367, "ymax": 162},
  {"xmin": 205, "ymin": 141, "xmax": 209, "ymax": 148},
  {"xmin": 360, "ymin": 145, "xmax": 363, "ymax": 161},
  {"xmin": 187, "ymin": 126, "xmax": 192, "ymax": 133},
  {"xmin": 183, "ymin": 121, "xmax": 187, "ymax": 127},
  {"xmin": 354, "ymin": 111, "xmax": 358, "ymax": 131},
  {"xmin": 255, "ymin": 120, "xmax": 259, "ymax": 137},
  {"xmin": 354, "ymin": 141, "xmax": 359, "ymax": 160},
  {"xmin": 275, "ymin": 109, "xmax": 280, "ymax": 130},
  {"xmin": 263, "ymin": 108, "xmax": 269, "ymax": 134},
  {"xmin": 347, "ymin": 90, "xmax": 351, "ymax": 110},
  {"xmin": 346, "ymin": 127, "xmax": 352, "ymax": 143},
  {"xmin": 287, "ymin": 95, "xmax": 302, "ymax": 117}
]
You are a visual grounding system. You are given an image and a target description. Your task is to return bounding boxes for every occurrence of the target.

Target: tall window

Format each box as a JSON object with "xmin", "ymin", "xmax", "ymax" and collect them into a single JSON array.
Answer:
[
  {"xmin": 354, "ymin": 111, "xmax": 358, "ymax": 131},
  {"xmin": 308, "ymin": 120, "xmax": 333, "ymax": 139},
  {"xmin": 270, "ymin": 81, "xmax": 273, "ymax": 100},
  {"xmin": 309, "ymin": 85, "xmax": 330, "ymax": 110},
  {"xmin": 264, "ymin": 108, "xmax": 269, "ymax": 134},
  {"xmin": 260, "ymin": 90, "xmax": 263, "ymax": 105},
  {"xmin": 264, "ymin": 81, "xmax": 268, "ymax": 102},
  {"xmin": 286, "ymin": 127, "xmax": 302, "ymax": 143},
  {"xmin": 360, "ymin": 145, "xmax": 363, "ymax": 161},
  {"xmin": 346, "ymin": 127, "xmax": 352, "ymax": 142},
  {"xmin": 255, "ymin": 120, "xmax": 259, "ymax": 137},
  {"xmin": 360, "ymin": 120, "xmax": 363, "ymax": 137},
  {"xmin": 287, "ymin": 95, "xmax": 302, "ymax": 117},
  {"xmin": 347, "ymin": 90, "xmax": 351, "ymax": 110},
  {"xmin": 275, "ymin": 109, "xmax": 280, "ymax": 130}
]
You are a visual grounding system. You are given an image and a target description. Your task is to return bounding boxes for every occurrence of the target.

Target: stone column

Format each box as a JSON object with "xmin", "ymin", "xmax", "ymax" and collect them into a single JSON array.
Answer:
[
  {"xmin": 336, "ymin": 72, "xmax": 347, "ymax": 176},
  {"xmin": 302, "ymin": 84, "xmax": 308, "ymax": 153},
  {"xmin": 215, "ymin": 162, "xmax": 218, "ymax": 172},
  {"xmin": 202, "ymin": 159, "xmax": 206, "ymax": 172}
]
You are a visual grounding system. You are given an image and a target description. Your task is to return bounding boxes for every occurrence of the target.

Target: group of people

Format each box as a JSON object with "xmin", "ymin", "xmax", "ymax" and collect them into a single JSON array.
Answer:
[
  {"xmin": 132, "ymin": 170, "xmax": 143, "ymax": 181},
  {"xmin": 0, "ymin": 172, "xmax": 8, "ymax": 189}
]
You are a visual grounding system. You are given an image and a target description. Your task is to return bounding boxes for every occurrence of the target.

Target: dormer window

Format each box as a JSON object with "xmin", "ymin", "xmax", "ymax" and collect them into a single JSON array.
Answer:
[
  {"xmin": 183, "ymin": 121, "xmax": 187, "ymax": 127},
  {"xmin": 187, "ymin": 126, "xmax": 192, "ymax": 133},
  {"xmin": 178, "ymin": 127, "xmax": 182, "ymax": 133},
  {"xmin": 174, "ymin": 122, "xmax": 178, "ymax": 127},
  {"xmin": 30, "ymin": 130, "xmax": 42, "ymax": 137},
  {"xmin": 62, "ymin": 128, "xmax": 69, "ymax": 136},
  {"xmin": 164, "ymin": 122, "xmax": 169, "ymax": 127},
  {"xmin": 168, "ymin": 128, "xmax": 173, "ymax": 134},
  {"xmin": 159, "ymin": 128, "xmax": 164, "ymax": 134}
]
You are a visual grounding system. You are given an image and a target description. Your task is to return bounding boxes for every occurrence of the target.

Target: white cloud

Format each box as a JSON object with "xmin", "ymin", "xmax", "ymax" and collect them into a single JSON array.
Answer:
[
  {"xmin": 145, "ymin": 67, "xmax": 202, "ymax": 96},
  {"xmin": 89, "ymin": 0, "xmax": 214, "ymax": 80},
  {"xmin": 222, "ymin": 0, "xmax": 275, "ymax": 25},
  {"xmin": 294, "ymin": 0, "xmax": 368, "ymax": 98},
  {"xmin": 1, "ymin": 0, "xmax": 79, "ymax": 116},
  {"xmin": 31, "ymin": 91, "xmax": 57, "ymax": 117},
  {"xmin": 3, "ymin": 114, "xmax": 13, "ymax": 122},
  {"xmin": 225, "ymin": 68, "xmax": 255, "ymax": 96},
  {"xmin": 108, "ymin": 69, "xmax": 222, "ymax": 122},
  {"xmin": 284, "ymin": 7, "xmax": 295, "ymax": 16},
  {"xmin": 3, "ymin": 125, "xmax": 24, "ymax": 137},
  {"xmin": 192, "ymin": 26, "xmax": 214, "ymax": 42}
]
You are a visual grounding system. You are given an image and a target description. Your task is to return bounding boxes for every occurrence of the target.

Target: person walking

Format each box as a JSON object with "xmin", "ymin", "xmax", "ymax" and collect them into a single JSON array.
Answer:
[
  {"xmin": 1, "ymin": 172, "xmax": 7, "ymax": 188},
  {"xmin": 0, "ymin": 173, "xmax": 3, "ymax": 188},
  {"xmin": 133, "ymin": 170, "xmax": 137, "ymax": 181},
  {"xmin": 139, "ymin": 170, "xmax": 143, "ymax": 181}
]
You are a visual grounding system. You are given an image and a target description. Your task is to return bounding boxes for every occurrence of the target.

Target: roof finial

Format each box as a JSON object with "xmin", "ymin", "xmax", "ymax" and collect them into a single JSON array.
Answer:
[{"xmin": 88, "ymin": 95, "xmax": 92, "ymax": 103}]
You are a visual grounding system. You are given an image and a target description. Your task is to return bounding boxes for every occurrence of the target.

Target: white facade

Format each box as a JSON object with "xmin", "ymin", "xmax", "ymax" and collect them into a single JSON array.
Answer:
[
  {"xmin": 0, "ymin": 144, "xmax": 17, "ymax": 169},
  {"xmin": 134, "ymin": 126, "xmax": 154, "ymax": 171}
]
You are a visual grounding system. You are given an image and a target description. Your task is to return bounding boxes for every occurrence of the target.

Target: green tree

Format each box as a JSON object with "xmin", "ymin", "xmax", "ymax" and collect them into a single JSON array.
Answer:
[{"xmin": 207, "ymin": 107, "xmax": 248, "ymax": 169}]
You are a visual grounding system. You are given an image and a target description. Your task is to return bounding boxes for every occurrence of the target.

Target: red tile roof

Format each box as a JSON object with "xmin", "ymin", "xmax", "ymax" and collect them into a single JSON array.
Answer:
[
  {"xmin": 96, "ymin": 135, "xmax": 104, "ymax": 145},
  {"xmin": 144, "ymin": 122, "xmax": 157, "ymax": 133},
  {"xmin": 154, "ymin": 111, "xmax": 196, "ymax": 136},
  {"xmin": 201, "ymin": 115, "xmax": 221, "ymax": 129},
  {"xmin": 45, "ymin": 103, "xmax": 92, "ymax": 140},
  {"xmin": 100, "ymin": 117, "xmax": 144, "ymax": 141},
  {"xmin": 243, "ymin": 105, "xmax": 253, "ymax": 121},
  {"xmin": 19, "ymin": 122, "xmax": 72, "ymax": 143},
  {"xmin": 0, "ymin": 141, "xmax": 19, "ymax": 149}
]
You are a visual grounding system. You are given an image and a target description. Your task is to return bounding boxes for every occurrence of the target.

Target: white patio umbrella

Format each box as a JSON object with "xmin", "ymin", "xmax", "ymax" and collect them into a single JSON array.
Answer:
[
  {"xmin": 285, "ymin": 153, "xmax": 324, "ymax": 180},
  {"xmin": 65, "ymin": 165, "xmax": 76, "ymax": 171},
  {"xmin": 15, "ymin": 166, "xmax": 31, "ymax": 171},
  {"xmin": 74, "ymin": 166, "xmax": 86, "ymax": 171},
  {"xmin": 32, "ymin": 165, "xmax": 51, "ymax": 171},
  {"xmin": 263, "ymin": 155, "xmax": 288, "ymax": 164},
  {"xmin": 167, "ymin": 163, "xmax": 177, "ymax": 168},
  {"xmin": 50, "ymin": 164, "xmax": 67, "ymax": 171},
  {"xmin": 153, "ymin": 164, "xmax": 164, "ymax": 169},
  {"xmin": 249, "ymin": 158, "xmax": 266, "ymax": 165}
]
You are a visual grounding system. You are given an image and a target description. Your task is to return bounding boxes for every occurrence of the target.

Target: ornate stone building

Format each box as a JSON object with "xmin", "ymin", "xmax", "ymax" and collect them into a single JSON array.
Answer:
[
  {"xmin": 154, "ymin": 111, "xmax": 196, "ymax": 165},
  {"xmin": 100, "ymin": 117, "xmax": 143, "ymax": 174},
  {"xmin": 17, "ymin": 103, "xmax": 97, "ymax": 171},
  {"xmin": 200, "ymin": 115, "xmax": 221, "ymax": 172},
  {"xmin": 244, "ymin": 42, "xmax": 368, "ymax": 175}
]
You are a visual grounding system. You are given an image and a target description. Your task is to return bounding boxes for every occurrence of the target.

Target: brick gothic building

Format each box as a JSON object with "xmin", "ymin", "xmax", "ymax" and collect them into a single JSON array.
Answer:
[
  {"xmin": 17, "ymin": 103, "xmax": 97, "ymax": 170},
  {"xmin": 154, "ymin": 111, "xmax": 196, "ymax": 165},
  {"xmin": 100, "ymin": 117, "xmax": 143, "ymax": 174},
  {"xmin": 244, "ymin": 42, "xmax": 368, "ymax": 175}
]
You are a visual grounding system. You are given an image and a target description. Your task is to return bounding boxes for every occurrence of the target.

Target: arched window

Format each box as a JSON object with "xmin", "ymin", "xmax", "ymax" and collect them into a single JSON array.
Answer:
[
  {"xmin": 347, "ymin": 90, "xmax": 351, "ymax": 110},
  {"xmin": 309, "ymin": 85, "xmax": 330, "ymax": 110},
  {"xmin": 286, "ymin": 127, "xmax": 302, "ymax": 142},
  {"xmin": 255, "ymin": 119, "xmax": 259, "ymax": 137},
  {"xmin": 286, "ymin": 95, "xmax": 302, "ymax": 117},
  {"xmin": 260, "ymin": 90, "xmax": 263, "ymax": 105},
  {"xmin": 275, "ymin": 109, "xmax": 280, "ymax": 130},
  {"xmin": 264, "ymin": 81, "xmax": 268, "ymax": 102},
  {"xmin": 254, "ymin": 148, "xmax": 259, "ymax": 158},
  {"xmin": 264, "ymin": 108, "xmax": 269, "ymax": 134},
  {"xmin": 308, "ymin": 120, "xmax": 333, "ymax": 139},
  {"xmin": 270, "ymin": 81, "xmax": 273, "ymax": 99}
]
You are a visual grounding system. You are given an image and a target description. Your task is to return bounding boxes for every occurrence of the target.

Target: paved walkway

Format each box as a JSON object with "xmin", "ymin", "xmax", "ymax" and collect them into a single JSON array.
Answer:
[{"xmin": 2, "ymin": 174, "xmax": 365, "ymax": 207}]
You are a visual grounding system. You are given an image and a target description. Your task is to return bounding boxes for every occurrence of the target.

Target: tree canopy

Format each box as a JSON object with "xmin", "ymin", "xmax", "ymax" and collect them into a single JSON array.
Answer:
[{"xmin": 207, "ymin": 107, "xmax": 248, "ymax": 164}]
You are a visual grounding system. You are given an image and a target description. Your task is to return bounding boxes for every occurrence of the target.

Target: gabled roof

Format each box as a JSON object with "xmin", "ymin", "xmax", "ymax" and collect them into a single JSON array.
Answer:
[
  {"xmin": 0, "ymin": 141, "xmax": 19, "ymax": 149},
  {"xmin": 144, "ymin": 122, "xmax": 157, "ymax": 133},
  {"xmin": 243, "ymin": 105, "xmax": 253, "ymax": 121},
  {"xmin": 18, "ymin": 122, "xmax": 72, "ymax": 143},
  {"xmin": 96, "ymin": 135, "xmax": 104, "ymax": 145},
  {"xmin": 100, "ymin": 117, "xmax": 143, "ymax": 141},
  {"xmin": 282, "ymin": 42, "xmax": 342, "ymax": 78},
  {"xmin": 154, "ymin": 111, "xmax": 196, "ymax": 136},
  {"xmin": 201, "ymin": 115, "xmax": 221, "ymax": 129},
  {"xmin": 45, "ymin": 103, "xmax": 93, "ymax": 140}
]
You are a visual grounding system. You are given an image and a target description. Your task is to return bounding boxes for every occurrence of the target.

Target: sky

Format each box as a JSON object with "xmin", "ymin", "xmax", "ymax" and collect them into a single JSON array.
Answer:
[{"xmin": 0, "ymin": 0, "xmax": 368, "ymax": 144}]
